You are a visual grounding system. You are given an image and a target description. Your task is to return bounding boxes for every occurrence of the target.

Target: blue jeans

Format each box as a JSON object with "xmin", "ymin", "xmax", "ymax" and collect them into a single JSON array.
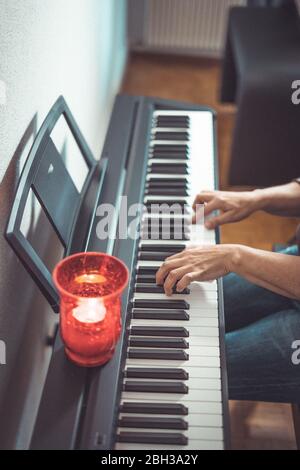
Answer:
[{"xmin": 224, "ymin": 245, "xmax": 300, "ymax": 403}]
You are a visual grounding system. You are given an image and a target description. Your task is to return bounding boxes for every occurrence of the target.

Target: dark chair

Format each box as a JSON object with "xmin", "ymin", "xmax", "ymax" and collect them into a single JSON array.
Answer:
[{"xmin": 221, "ymin": 0, "xmax": 300, "ymax": 186}]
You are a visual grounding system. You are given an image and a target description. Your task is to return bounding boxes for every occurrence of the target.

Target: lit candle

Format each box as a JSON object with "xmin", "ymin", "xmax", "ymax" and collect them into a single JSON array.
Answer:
[
  {"xmin": 53, "ymin": 252, "xmax": 129, "ymax": 367},
  {"xmin": 72, "ymin": 298, "xmax": 107, "ymax": 323}
]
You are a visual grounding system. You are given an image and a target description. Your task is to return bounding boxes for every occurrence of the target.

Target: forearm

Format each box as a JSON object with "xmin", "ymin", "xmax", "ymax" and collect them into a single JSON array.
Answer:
[
  {"xmin": 230, "ymin": 245, "xmax": 300, "ymax": 300},
  {"xmin": 253, "ymin": 181, "xmax": 300, "ymax": 217}
]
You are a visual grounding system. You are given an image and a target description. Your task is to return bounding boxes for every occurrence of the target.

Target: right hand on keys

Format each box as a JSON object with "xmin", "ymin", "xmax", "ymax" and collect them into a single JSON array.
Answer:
[{"xmin": 192, "ymin": 190, "xmax": 259, "ymax": 229}]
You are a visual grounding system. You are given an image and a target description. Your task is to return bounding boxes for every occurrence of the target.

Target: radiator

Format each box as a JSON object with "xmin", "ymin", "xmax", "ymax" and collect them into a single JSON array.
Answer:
[{"xmin": 129, "ymin": 0, "xmax": 246, "ymax": 57}]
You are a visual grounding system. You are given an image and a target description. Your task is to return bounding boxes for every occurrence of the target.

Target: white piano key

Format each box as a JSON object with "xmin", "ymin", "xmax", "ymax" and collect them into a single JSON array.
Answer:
[
  {"xmin": 185, "ymin": 336, "xmax": 219, "ymax": 346},
  {"xmin": 128, "ymin": 345, "xmax": 219, "ymax": 358},
  {"xmin": 115, "ymin": 440, "xmax": 224, "ymax": 450},
  {"xmin": 182, "ymin": 366, "xmax": 221, "ymax": 378},
  {"xmin": 186, "ymin": 414, "xmax": 223, "ymax": 427},
  {"xmin": 121, "ymin": 388, "xmax": 222, "ymax": 403},
  {"xmin": 133, "ymin": 293, "xmax": 219, "ymax": 312},
  {"xmin": 130, "ymin": 317, "xmax": 219, "ymax": 327},
  {"xmin": 148, "ymin": 158, "xmax": 192, "ymax": 165},
  {"xmin": 137, "ymin": 260, "xmax": 163, "ymax": 267},
  {"xmin": 133, "ymin": 291, "xmax": 218, "ymax": 302},
  {"xmin": 151, "ymin": 127, "xmax": 190, "ymax": 132},
  {"xmin": 146, "ymin": 174, "xmax": 188, "ymax": 181},
  {"xmin": 120, "ymin": 397, "xmax": 223, "ymax": 415},
  {"xmin": 125, "ymin": 355, "xmax": 220, "ymax": 368},
  {"xmin": 130, "ymin": 318, "xmax": 219, "ymax": 329}
]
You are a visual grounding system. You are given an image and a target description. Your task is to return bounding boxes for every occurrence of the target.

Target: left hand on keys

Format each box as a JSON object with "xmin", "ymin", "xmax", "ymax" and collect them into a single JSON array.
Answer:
[{"xmin": 156, "ymin": 245, "xmax": 236, "ymax": 296}]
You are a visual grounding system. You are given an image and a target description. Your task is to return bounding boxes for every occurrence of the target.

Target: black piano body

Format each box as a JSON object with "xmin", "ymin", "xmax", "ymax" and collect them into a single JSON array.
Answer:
[{"xmin": 5, "ymin": 94, "xmax": 230, "ymax": 450}]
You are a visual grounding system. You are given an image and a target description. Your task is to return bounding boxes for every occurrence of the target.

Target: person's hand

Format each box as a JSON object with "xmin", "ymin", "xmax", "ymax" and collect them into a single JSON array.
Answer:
[
  {"xmin": 192, "ymin": 190, "xmax": 260, "ymax": 229},
  {"xmin": 156, "ymin": 245, "xmax": 237, "ymax": 296}
]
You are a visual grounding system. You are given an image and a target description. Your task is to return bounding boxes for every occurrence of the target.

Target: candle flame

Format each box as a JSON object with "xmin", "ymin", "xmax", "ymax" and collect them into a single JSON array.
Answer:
[
  {"xmin": 72, "ymin": 298, "xmax": 107, "ymax": 323},
  {"xmin": 75, "ymin": 273, "xmax": 106, "ymax": 284}
]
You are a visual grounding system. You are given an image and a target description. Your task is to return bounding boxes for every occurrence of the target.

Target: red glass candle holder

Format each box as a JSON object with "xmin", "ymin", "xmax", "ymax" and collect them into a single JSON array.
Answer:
[{"xmin": 53, "ymin": 252, "xmax": 129, "ymax": 367}]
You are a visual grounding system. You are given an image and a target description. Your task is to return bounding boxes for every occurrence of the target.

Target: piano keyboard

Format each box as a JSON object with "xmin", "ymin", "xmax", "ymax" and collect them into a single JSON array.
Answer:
[{"xmin": 115, "ymin": 110, "xmax": 226, "ymax": 450}]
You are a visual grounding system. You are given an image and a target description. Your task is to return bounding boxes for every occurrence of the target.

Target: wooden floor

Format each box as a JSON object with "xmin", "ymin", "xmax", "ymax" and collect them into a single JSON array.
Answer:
[{"xmin": 122, "ymin": 53, "xmax": 299, "ymax": 449}]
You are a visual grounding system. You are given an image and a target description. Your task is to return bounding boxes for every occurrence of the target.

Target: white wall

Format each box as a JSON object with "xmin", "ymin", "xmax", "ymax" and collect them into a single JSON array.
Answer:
[
  {"xmin": 0, "ymin": 0, "xmax": 127, "ymax": 175},
  {"xmin": 0, "ymin": 0, "xmax": 127, "ymax": 449}
]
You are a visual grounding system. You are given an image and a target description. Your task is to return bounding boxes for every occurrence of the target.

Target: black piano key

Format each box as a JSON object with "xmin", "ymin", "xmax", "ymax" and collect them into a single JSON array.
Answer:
[
  {"xmin": 153, "ymin": 132, "xmax": 189, "ymax": 141},
  {"xmin": 128, "ymin": 349, "xmax": 189, "ymax": 361},
  {"xmin": 144, "ymin": 208, "xmax": 186, "ymax": 216},
  {"xmin": 120, "ymin": 402, "xmax": 188, "ymax": 415},
  {"xmin": 156, "ymin": 116, "xmax": 190, "ymax": 125},
  {"xmin": 135, "ymin": 276, "xmax": 189, "ymax": 294},
  {"xmin": 118, "ymin": 416, "xmax": 188, "ymax": 430},
  {"xmin": 135, "ymin": 283, "xmax": 190, "ymax": 295},
  {"xmin": 133, "ymin": 299, "xmax": 189, "ymax": 310},
  {"xmin": 146, "ymin": 188, "xmax": 189, "ymax": 196},
  {"xmin": 124, "ymin": 380, "xmax": 188, "ymax": 394},
  {"xmin": 138, "ymin": 252, "xmax": 168, "ymax": 262},
  {"xmin": 149, "ymin": 161, "xmax": 189, "ymax": 168},
  {"xmin": 148, "ymin": 175, "xmax": 188, "ymax": 182},
  {"xmin": 156, "ymin": 115, "xmax": 190, "ymax": 121},
  {"xmin": 156, "ymin": 115, "xmax": 189, "ymax": 122},
  {"xmin": 146, "ymin": 187, "xmax": 188, "ymax": 195},
  {"xmin": 136, "ymin": 266, "xmax": 159, "ymax": 275},
  {"xmin": 140, "ymin": 244, "xmax": 185, "ymax": 252},
  {"xmin": 145, "ymin": 199, "xmax": 187, "ymax": 207},
  {"xmin": 148, "ymin": 165, "xmax": 189, "ymax": 175},
  {"xmin": 132, "ymin": 308, "xmax": 189, "ymax": 321},
  {"xmin": 146, "ymin": 181, "xmax": 188, "ymax": 189},
  {"xmin": 151, "ymin": 152, "xmax": 189, "ymax": 160},
  {"xmin": 117, "ymin": 431, "xmax": 188, "ymax": 446},
  {"xmin": 129, "ymin": 337, "xmax": 189, "ymax": 349},
  {"xmin": 136, "ymin": 274, "xmax": 158, "ymax": 283},
  {"xmin": 145, "ymin": 204, "xmax": 187, "ymax": 213},
  {"xmin": 130, "ymin": 326, "xmax": 189, "ymax": 337},
  {"xmin": 138, "ymin": 252, "xmax": 180, "ymax": 262},
  {"xmin": 156, "ymin": 117, "xmax": 189, "ymax": 124},
  {"xmin": 125, "ymin": 367, "xmax": 189, "ymax": 380},
  {"xmin": 152, "ymin": 144, "xmax": 189, "ymax": 152}
]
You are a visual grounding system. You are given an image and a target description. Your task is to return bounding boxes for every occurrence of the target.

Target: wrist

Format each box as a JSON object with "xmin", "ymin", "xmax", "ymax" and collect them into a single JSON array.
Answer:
[
  {"xmin": 251, "ymin": 188, "xmax": 268, "ymax": 211},
  {"xmin": 226, "ymin": 244, "xmax": 245, "ymax": 273}
]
